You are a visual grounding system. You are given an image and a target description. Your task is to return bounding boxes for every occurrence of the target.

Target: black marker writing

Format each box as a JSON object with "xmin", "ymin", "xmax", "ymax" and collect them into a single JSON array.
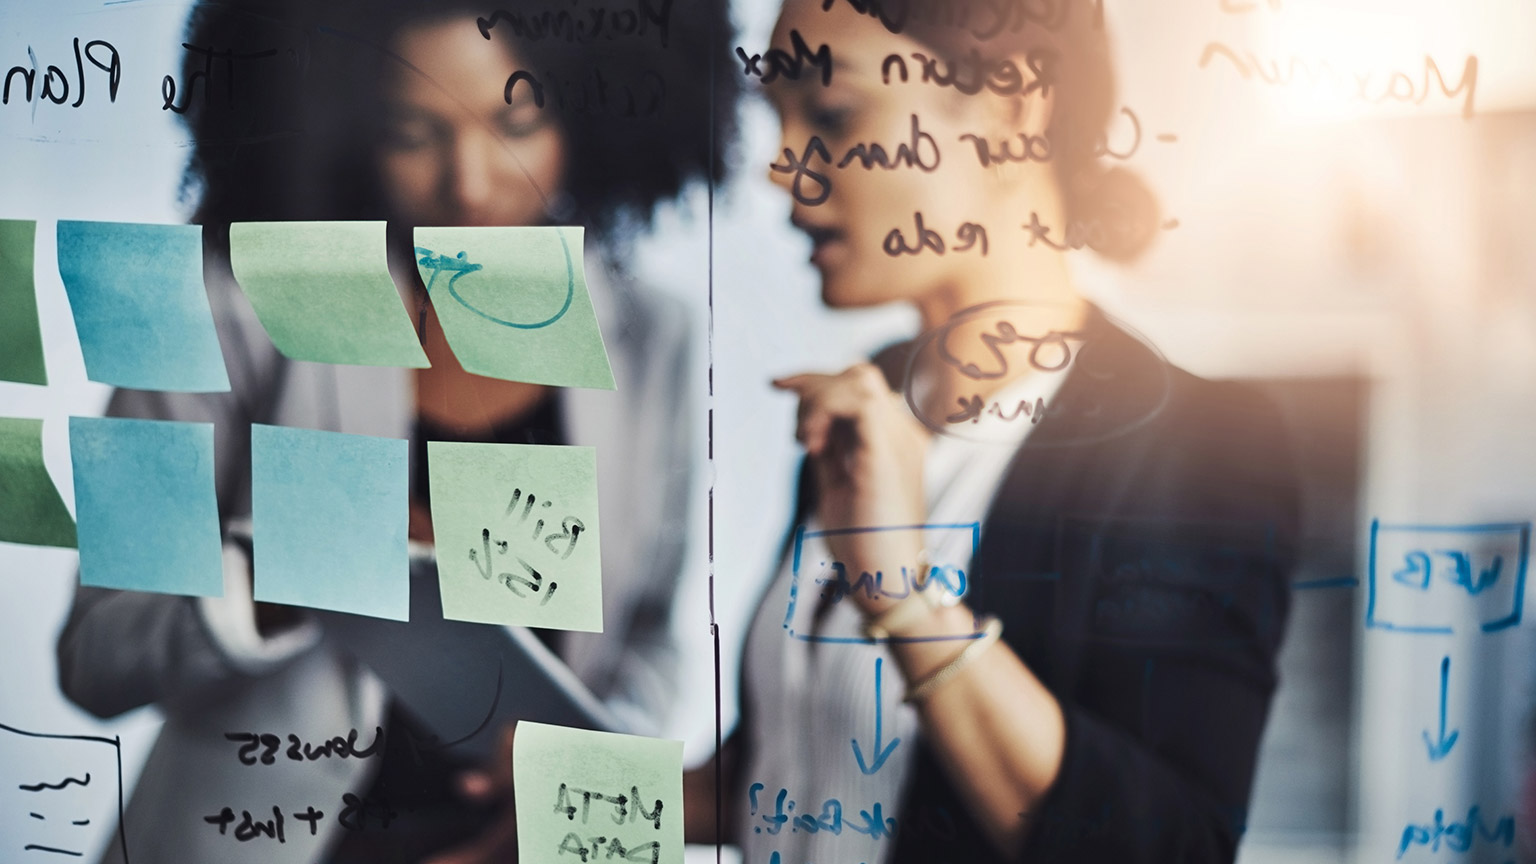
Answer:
[{"xmin": 738, "ymin": 30, "xmax": 833, "ymax": 86}]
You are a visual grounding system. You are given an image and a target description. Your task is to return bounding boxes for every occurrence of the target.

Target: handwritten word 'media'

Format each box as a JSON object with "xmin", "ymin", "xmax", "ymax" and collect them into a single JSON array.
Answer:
[{"xmin": 1199, "ymin": 44, "xmax": 1478, "ymax": 119}]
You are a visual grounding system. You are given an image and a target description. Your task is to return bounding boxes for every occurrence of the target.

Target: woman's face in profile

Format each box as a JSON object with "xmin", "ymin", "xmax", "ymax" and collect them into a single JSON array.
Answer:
[
  {"xmin": 767, "ymin": 0, "xmax": 1031, "ymax": 312},
  {"xmin": 378, "ymin": 17, "xmax": 566, "ymax": 228}
]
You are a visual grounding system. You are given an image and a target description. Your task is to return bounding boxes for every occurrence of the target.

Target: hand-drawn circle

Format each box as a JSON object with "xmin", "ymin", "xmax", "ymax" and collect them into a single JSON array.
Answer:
[
  {"xmin": 418, "ymin": 230, "xmax": 576, "ymax": 330},
  {"xmin": 903, "ymin": 300, "xmax": 1172, "ymax": 447}
]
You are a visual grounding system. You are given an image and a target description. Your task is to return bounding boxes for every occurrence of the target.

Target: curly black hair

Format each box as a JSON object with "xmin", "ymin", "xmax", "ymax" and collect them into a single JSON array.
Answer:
[{"xmin": 173, "ymin": 0, "xmax": 739, "ymax": 254}]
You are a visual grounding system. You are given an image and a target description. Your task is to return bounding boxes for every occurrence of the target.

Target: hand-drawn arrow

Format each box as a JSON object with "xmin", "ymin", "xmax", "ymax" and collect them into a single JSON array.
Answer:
[
  {"xmin": 1422, "ymin": 655, "xmax": 1460, "ymax": 762},
  {"xmin": 851, "ymin": 656, "xmax": 902, "ymax": 775}
]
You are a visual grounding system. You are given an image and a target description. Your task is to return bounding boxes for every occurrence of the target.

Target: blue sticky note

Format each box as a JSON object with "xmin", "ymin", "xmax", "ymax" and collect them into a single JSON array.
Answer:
[
  {"xmin": 57, "ymin": 221, "xmax": 230, "ymax": 392},
  {"xmin": 251, "ymin": 424, "xmax": 408, "ymax": 621},
  {"xmin": 69, "ymin": 416, "xmax": 224, "ymax": 597}
]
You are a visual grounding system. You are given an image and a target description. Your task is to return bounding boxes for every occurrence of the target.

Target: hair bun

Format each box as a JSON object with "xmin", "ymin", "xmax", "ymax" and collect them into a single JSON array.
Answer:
[{"xmin": 1067, "ymin": 164, "xmax": 1160, "ymax": 263}]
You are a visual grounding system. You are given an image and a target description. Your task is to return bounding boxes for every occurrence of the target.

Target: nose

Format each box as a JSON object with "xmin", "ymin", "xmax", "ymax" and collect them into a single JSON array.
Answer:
[{"xmin": 443, "ymin": 129, "xmax": 496, "ymax": 219}]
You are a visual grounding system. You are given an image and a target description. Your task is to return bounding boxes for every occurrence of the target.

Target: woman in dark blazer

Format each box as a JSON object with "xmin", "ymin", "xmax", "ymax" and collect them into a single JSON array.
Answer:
[{"xmin": 684, "ymin": 1, "xmax": 1300, "ymax": 862}]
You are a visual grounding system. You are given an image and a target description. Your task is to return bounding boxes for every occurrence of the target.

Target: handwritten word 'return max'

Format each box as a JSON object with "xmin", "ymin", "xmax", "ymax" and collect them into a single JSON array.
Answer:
[{"xmin": 738, "ymin": 30, "xmax": 833, "ymax": 86}]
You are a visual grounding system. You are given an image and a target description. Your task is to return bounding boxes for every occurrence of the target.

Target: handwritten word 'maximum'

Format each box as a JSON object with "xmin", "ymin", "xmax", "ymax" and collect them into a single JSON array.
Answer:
[
  {"xmin": 478, "ymin": 0, "xmax": 674, "ymax": 48},
  {"xmin": 224, "ymin": 728, "xmax": 384, "ymax": 766},
  {"xmin": 819, "ymin": 0, "xmax": 1102, "ymax": 39},
  {"xmin": 1199, "ymin": 44, "xmax": 1478, "ymax": 119}
]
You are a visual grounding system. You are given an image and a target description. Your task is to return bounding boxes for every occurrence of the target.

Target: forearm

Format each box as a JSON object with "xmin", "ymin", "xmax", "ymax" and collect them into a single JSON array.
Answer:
[{"xmin": 888, "ymin": 604, "xmax": 1065, "ymax": 856}]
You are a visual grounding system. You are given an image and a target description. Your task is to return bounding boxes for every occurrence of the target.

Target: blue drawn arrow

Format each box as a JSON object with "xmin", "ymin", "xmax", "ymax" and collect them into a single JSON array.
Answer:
[
  {"xmin": 851, "ymin": 657, "xmax": 902, "ymax": 775},
  {"xmin": 1422, "ymin": 655, "xmax": 1460, "ymax": 762}
]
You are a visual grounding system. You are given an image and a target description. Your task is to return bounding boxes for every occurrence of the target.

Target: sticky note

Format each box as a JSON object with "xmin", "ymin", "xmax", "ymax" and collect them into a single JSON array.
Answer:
[
  {"xmin": 0, "ymin": 417, "xmax": 76, "ymax": 548},
  {"xmin": 427, "ymin": 441, "xmax": 603, "ymax": 631},
  {"xmin": 230, "ymin": 221, "xmax": 430, "ymax": 368},
  {"xmin": 413, "ymin": 226, "xmax": 614, "ymax": 389},
  {"xmin": 251, "ymin": 423, "xmax": 408, "ymax": 620},
  {"xmin": 513, "ymin": 722, "xmax": 683, "ymax": 864},
  {"xmin": 0, "ymin": 220, "xmax": 47, "ymax": 385},
  {"xmin": 56, "ymin": 221, "xmax": 230, "ymax": 392},
  {"xmin": 69, "ymin": 416, "xmax": 224, "ymax": 597}
]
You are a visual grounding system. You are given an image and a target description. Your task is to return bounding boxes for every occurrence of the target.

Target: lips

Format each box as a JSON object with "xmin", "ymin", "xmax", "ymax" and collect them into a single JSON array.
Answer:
[{"xmin": 792, "ymin": 216, "xmax": 847, "ymax": 264}]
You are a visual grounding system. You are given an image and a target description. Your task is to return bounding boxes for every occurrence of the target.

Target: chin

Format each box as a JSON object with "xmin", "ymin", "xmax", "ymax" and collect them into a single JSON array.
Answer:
[{"xmin": 818, "ymin": 272, "xmax": 900, "ymax": 310}]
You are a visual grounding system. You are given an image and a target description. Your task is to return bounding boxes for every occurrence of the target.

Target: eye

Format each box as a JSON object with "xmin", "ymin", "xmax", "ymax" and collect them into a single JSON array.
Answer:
[
  {"xmin": 497, "ymin": 100, "xmax": 548, "ymax": 139},
  {"xmin": 804, "ymin": 100, "xmax": 853, "ymax": 138},
  {"xmin": 381, "ymin": 110, "xmax": 439, "ymax": 151}
]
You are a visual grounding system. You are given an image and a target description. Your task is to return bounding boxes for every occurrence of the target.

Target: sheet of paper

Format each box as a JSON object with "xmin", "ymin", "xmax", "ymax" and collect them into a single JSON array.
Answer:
[
  {"xmin": 250, "ymin": 423, "xmax": 409, "ymax": 621},
  {"xmin": 0, "ymin": 220, "xmax": 47, "ymax": 385},
  {"xmin": 69, "ymin": 416, "xmax": 224, "ymax": 597},
  {"xmin": 230, "ymin": 221, "xmax": 429, "ymax": 368},
  {"xmin": 427, "ymin": 441, "xmax": 603, "ymax": 632},
  {"xmin": 513, "ymin": 722, "xmax": 684, "ymax": 864},
  {"xmin": 0, "ymin": 417, "xmax": 76, "ymax": 549},
  {"xmin": 56, "ymin": 220, "xmax": 230, "ymax": 392},
  {"xmin": 0, "ymin": 721, "xmax": 126, "ymax": 862},
  {"xmin": 413, "ymin": 226, "xmax": 614, "ymax": 389}
]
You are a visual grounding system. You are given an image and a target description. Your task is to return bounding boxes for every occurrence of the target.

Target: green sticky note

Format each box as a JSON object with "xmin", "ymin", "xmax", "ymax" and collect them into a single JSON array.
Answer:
[
  {"xmin": 0, "ymin": 417, "xmax": 76, "ymax": 548},
  {"xmin": 413, "ymin": 226, "xmax": 614, "ymax": 389},
  {"xmin": 0, "ymin": 220, "xmax": 48, "ymax": 385},
  {"xmin": 513, "ymin": 722, "xmax": 683, "ymax": 864},
  {"xmin": 427, "ymin": 441, "xmax": 602, "ymax": 632},
  {"xmin": 230, "ymin": 221, "xmax": 430, "ymax": 368}
]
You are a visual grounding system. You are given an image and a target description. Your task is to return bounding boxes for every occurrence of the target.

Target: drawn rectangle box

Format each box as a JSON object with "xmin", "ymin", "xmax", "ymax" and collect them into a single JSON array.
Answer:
[
  {"xmin": 783, "ymin": 522, "xmax": 980, "ymax": 644},
  {"xmin": 1366, "ymin": 520, "xmax": 1530, "ymax": 634}
]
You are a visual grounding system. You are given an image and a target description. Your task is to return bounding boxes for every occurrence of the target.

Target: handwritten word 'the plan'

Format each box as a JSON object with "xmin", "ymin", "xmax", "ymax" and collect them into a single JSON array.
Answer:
[{"xmin": 3, "ymin": 38, "xmax": 120, "ymax": 108}]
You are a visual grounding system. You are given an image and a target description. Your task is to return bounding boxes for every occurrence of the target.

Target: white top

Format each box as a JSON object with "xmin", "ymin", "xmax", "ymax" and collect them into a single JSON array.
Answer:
[{"xmin": 737, "ymin": 368, "xmax": 1067, "ymax": 864}]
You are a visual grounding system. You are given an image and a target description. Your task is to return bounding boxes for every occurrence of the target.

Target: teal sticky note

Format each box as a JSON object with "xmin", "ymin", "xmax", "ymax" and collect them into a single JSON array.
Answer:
[
  {"xmin": 413, "ymin": 226, "xmax": 614, "ymax": 389},
  {"xmin": 0, "ymin": 417, "xmax": 76, "ymax": 548},
  {"xmin": 0, "ymin": 220, "xmax": 47, "ymax": 385},
  {"xmin": 231, "ymin": 221, "xmax": 430, "ymax": 368},
  {"xmin": 427, "ymin": 441, "xmax": 602, "ymax": 632},
  {"xmin": 513, "ymin": 722, "xmax": 684, "ymax": 864},
  {"xmin": 251, "ymin": 423, "xmax": 409, "ymax": 620},
  {"xmin": 69, "ymin": 416, "xmax": 224, "ymax": 597},
  {"xmin": 56, "ymin": 221, "xmax": 230, "ymax": 392}
]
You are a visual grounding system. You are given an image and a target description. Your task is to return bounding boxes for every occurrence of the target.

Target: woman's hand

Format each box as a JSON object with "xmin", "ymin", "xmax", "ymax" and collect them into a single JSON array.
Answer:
[
  {"xmin": 773, "ymin": 364, "xmax": 929, "ymax": 616},
  {"xmin": 422, "ymin": 723, "xmax": 519, "ymax": 864}
]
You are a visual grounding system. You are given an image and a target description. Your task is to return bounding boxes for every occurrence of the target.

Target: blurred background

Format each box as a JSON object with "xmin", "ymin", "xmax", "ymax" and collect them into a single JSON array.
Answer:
[{"xmin": 3, "ymin": 0, "xmax": 1536, "ymax": 862}]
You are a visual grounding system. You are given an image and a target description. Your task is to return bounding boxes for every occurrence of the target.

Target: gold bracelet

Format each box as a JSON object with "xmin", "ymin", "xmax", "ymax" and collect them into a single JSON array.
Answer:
[{"xmin": 903, "ymin": 615, "xmax": 1004, "ymax": 703}]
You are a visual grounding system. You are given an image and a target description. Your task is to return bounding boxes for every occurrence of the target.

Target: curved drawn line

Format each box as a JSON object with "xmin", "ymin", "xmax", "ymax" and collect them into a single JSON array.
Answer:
[
  {"xmin": 19, "ymin": 774, "xmax": 90, "ymax": 792},
  {"xmin": 446, "ymin": 232, "xmax": 576, "ymax": 330},
  {"xmin": 409, "ymin": 660, "xmax": 505, "ymax": 752},
  {"xmin": 23, "ymin": 844, "xmax": 82, "ymax": 856}
]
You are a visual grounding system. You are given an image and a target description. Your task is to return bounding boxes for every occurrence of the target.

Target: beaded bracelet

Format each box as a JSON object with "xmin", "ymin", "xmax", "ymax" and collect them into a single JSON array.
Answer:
[{"xmin": 903, "ymin": 615, "xmax": 1004, "ymax": 703}]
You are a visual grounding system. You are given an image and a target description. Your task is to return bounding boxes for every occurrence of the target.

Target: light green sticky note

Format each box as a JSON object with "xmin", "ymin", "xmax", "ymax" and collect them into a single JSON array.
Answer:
[
  {"xmin": 0, "ymin": 417, "xmax": 76, "ymax": 548},
  {"xmin": 230, "ymin": 221, "xmax": 429, "ymax": 368},
  {"xmin": 413, "ymin": 226, "xmax": 614, "ymax": 389},
  {"xmin": 0, "ymin": 220, "xmax": 47, "ymax": 385},
  {"xmin": 427, "ymin": 441, "xmax": 602, "ymax": 632},
  {"xmin": 513, "ymin": 722, "xmax": 683, "ymax": 864}
]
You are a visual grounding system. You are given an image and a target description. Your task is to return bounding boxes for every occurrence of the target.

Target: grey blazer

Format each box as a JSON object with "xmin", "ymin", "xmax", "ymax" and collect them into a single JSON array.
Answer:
[{"xmin": 55, "ymin": 252, "xmax": 700, "ymax": 864}]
